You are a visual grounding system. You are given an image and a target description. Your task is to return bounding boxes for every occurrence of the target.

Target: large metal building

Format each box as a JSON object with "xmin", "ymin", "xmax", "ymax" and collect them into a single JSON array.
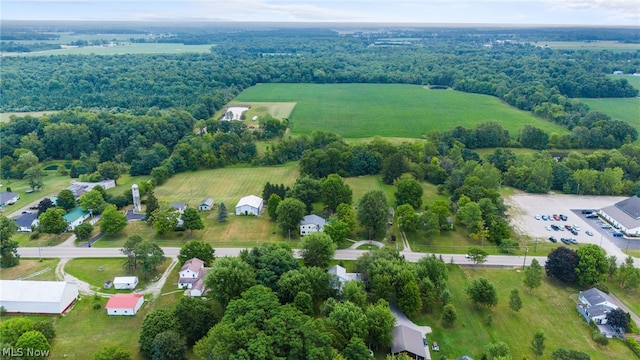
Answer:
[{"xmin": 0, "ymin": 280, "xmax": 79, "ymax": 314}]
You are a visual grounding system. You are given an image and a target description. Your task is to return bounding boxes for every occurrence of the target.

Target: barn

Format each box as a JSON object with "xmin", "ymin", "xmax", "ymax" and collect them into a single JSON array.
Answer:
[
  {"xmin": 235, "ymin": 195, "xmax": 263, "ymax": 216},
  {"xmin": 113, "ymin": 276, "xmax": 138, "ymax": 290},
  {"xmin": 0, "ymin": 280, "xmax": 78, "ymax": 314},
  {"xmin": 105, "ymin": 294, "xmax": 144, "ymax": 316}
]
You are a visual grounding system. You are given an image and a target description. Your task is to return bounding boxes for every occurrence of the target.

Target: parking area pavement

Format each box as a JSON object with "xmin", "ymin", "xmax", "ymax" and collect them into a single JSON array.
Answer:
[{"xmin": 505, "ymin": 192, "xmax": 640, "ymax": 267}]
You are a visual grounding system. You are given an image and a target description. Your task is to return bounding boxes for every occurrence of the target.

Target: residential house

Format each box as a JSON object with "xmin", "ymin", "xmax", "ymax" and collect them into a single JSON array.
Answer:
[
  {"xmin": 171, "ymin": 202, "xmax": 188, "ymax": 214},
  {"xmin": 300, "ymin": 214, "xmax": 326, "ymax": 235},
  {"xmin": 328, "ymin": 265, "xmax": 362, "ymax": 289},
  {"xmin": 199, "ymin": 198, "xmax": 214, "ymax": 211},
  {"xmin": 0, "ymin": 280, "xmax": 78, "ymax": 314},
  {"xmin": 235, "ymin": 195, "xmax": 263, "ymax": 216},
  {"xmin": 599, "ymin": 196, "xmax": 640, "ymax": 236},
  {"xmin": 113, "ymin": 276, "xmax": 139, "ymax": 290},
  {"xmin": 178, "ymin": 257, "xmax": 208, "ymax": 297},
  {"xmin": 63, "ymin": 206, "xmax": 90, "ymax": 231},
  {"xmin": 391, "ymin": 325, "xmax": 428, "ymax": 360},
  {"xmin": 0, "ymin": 192, "xmax": 19, "ymax": 207},
  {"xmin": 105, "ymin": 294, "xmax": 144, "ymax": 316},
  {"xmin": 14, "ymin": 212, "xmax": 39, "ymax": 232},
  {"xmin": 577, "ymin": 288, "xmax": 619, "ymax": 337}
]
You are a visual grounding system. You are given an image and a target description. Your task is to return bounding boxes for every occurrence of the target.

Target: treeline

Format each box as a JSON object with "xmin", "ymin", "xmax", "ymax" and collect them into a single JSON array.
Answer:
[{"xmin": 0, "ymin": 41, "xmax": 61, "ymax": 52}]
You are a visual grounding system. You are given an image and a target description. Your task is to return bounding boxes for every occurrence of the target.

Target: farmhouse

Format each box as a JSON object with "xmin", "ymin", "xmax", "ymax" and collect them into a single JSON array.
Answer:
[
  {"xmin": 0, "ymin": 191, "xmax": 19, "ymax": 206},
  {"xmin": 113, "ymin": 276, "xmax": 139, "ymax": 290},
  {"xmin": 235, "ymin": 195, "xmax": 263, "ymax": 216},
  {"xmin": 199, "ymin": 198, "xmax": 214, "ymax": 211},
  {"xmin": 63, "ymin": 206, "xmax": 91, "ymax": 231},
  {"xmin": 328, "ymin": 265, "xmax": 362, "ymax": 289},
  {"xmin": 14, "ymin": 212, "xmax": 39, "ymax": 232},
  {"xmin": 391, "ymin": 325, "xmax": 429, "ymax": 360},
  {"xmin": 577, "ymin": 288, "xmax": 619, "ymax": 337},
  {"xmin": 171, "ymin": 202, "xmax": 188, "ymax": 214},
  {"xmin": 599, "ymin": 196, "xmax": 640, "ymax": 236},
  {"xmin": 105, "ymin": 294, "xmax": 144, "ymax": 316},
  {"xmin": 178, "ymin": 257, "xmax": 208, "ymax": 297},
  {"xmin": 0, "ymin": 280, "xmax": 78, "ymax": 314},
  {"xmin": 300, "ymin": 214, "xmax": 326, "ymax": 235}
]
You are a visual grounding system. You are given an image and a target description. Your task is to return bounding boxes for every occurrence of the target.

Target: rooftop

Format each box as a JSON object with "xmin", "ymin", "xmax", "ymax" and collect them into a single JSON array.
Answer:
[
  {"xmin": 105, "ymin": 294, "xmax": 144, "ymax": 309},
  {"xmin": 14, "ymin": 212, "xmax": 39, "ymax": 227},
  {"xmin": 236, "ymin": 195, "xmax": 263, "ymax": 209},
  {"xmin": 0, "ymin": 280, "xmax": 78, "ymax": 304},
  {"xmin": 301, "ymin": 214, "xmax": 326, "ymax": 226},
  {"xmin": 63, "ymin": 206, "xmax": 89, "ymax": 222}
]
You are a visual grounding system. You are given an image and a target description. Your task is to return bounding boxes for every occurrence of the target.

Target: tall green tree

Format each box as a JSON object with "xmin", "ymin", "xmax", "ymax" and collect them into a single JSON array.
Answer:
[
  {"xmin": 181, "ymin": 207, "xmax": 204, "ymax": 234},
  {"xmin": 204, "ymin": 256, "xmax": 257, "ymax": 306},
  {"xmin": 441, "ymin": 303, "xmax": 458, "ymax": 327},
  {"xmin": 321, "ymin": 174, "xmax": 353, "ymax": 213},
  {"xmin": 288, "ymin": 175, "xmax": 321, "ymax": 213},
  {"xmin": 23, "ymin": 166, "xmax": 45, "ymax": 191},
  {"xmin": 396, "ymin": 204, "xmax": 420, "ymax": 233},
  {"xmin": 524, "ymin": 258, "xmax": 543, "ymax": 293},
  {"xmin": 100, "ymin": 204, "xmax": 127, "ymax": 235},
  {"xmin": 357, "ymin": 190, "xmax": 390, "ymax": 240},
  {"xmin": 324, "ymin": 301, "xmax": 368, "ymax": 350},
  {"xmin": 74, "ymin": 222, "xmax": 94, "ymax": 243},
  {"xmin": 151, "ymin": 330, "xmax": 186, "ymax": 360},
  {"xmin": 545, "ymin": 247, "xmax": 579, "ymax": 284},
  {"xmin": 139, "ymin": 309, "xmax": 181, "ymax": 359},
  {"xmin": 394, "ymin": 173, "xmax": 423, "ymax": 209},
  {"xmin": 92, "ymin": 346, "xmax": 132, "ymax": 360},
  {"xmin": 396, "ymin": 270, "xmax": 422, "ymax": 316},
  {"xmin": 466, "ymin": 277, "xmax": 498, "ymax": 308},
  {"xmin": 468, "ymin": 246, "xmax": 488, "ymax": 265},
  {"xmin": 216, "ymin": 202, "xmax": 228, "ymax": 223},
  {"xmin": 509, "ymin": 288, "xmax": 522, "ymax": 312},
  {"xmin": 0, "ymin": 216, "xmax": 19, "ymax": 268},
  {"xmin": 177, "ymin": 241, "xmax": 215, "ymax": 266},
  {"xmin": 15, "ymin": 330, "xmax": 50, "ymax": 360},
  {"xmin": 135, "ymin": 239, "xmax": 166, "ymax": 279},
  {"xmin": 276, "ymin": 198, "xmax": 306, "ymax": 238},
  {"xmin": 267, "ymin": 193, "xmax": 282, "ymax": 221},
  {"xmin": 575, "ymin": 244, "xmax": 608, "ymax": 286},
  {"xmin": 150, "ymin": 207, "xmax": 178, "ymax": 236},
  {"xmin": 618, "ymin": 256, "xmax": 640, "ymax": 291},
  {"xmin": 365, "ymin": 299, "xmax": 395, "ymax": 349},
  {"xmin": 39, "ymin": 207, "xmax": 68, "ymax": 237},
  {"xmin": 342, "ymin": 337, "xmax": 371, "ymax": 360},
  {"xmin": 145, "ymin": 190, "xmax": 159, "ymax": 220},
  {"xmin": 301, "ymin": 233, "xmax": 336, "ymax": 269},
  {"xmin": 240, "ymin": 243, "xmax": 299, "ymax": 291},
  {"xmin": 531, "ymin": 330, "xmax": 545, "ymax": 360},
  {"xmin": 79, "ymin": 189, "xmax": 106, "ymax": 213},
  {"xmin": 56, "ymin": 189, "xmax": 77, "ymax": 212}
]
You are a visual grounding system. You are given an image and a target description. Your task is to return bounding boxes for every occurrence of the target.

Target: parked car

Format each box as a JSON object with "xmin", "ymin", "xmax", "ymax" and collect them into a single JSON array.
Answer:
[
  {"xmin": 586, "ymin": 214, "xmax": 599, "ymax": 219},
  {"xmin": 570, "ymin": 229, "xmax": 578, "ymax": 235},
  {"xmin": 551, "ymin": 224, "xmax": 560, "ymax": 231},
  {"xmin": 534, "ymin": 214, "xmax": 541, "ymax": 220},
  {"xmin": 602, "ymin": 225, "xmax": 612, "ymax": 229},
  {"xmin": 565, "ymin": 225, "xmax": 573, "ymax": 231},
  {"xmin": 553, "ymin": 214, "xmax": 560, "ymax": 221},
  {"xmin": 560, "ymin": 238, "xmax": 571, "ymax": 245},
  {"xmin": 569, "ymin": 238, "xmax": 578, "ymax": 244},
  {"xmin": 586, "ymin": 230, "xmax": 593, "ymax": 236},
  {"xmin": 572, "ymin": 225, "xmax": 580, "ymax": 231},
  {"xmin": 613, "ymin": 232, "xmax": 623, "ymax": 237},
  {"xmin": 548, "ymin": 236, "xmax": 557, "ymax": 243},
  {"xmin": 581, "ymin": 209, "xmax": 593, "ymax": 214},
  {"xmin": 559, "ymin": 214, "xmax": 568, "ymax": 221},
  {"xmin": 545, "ymin": 226, "xmax": 552, "ymax": 231},
  {"xmin": 541, "ymin": 215, "xmax": 548, "ymax": 221}
]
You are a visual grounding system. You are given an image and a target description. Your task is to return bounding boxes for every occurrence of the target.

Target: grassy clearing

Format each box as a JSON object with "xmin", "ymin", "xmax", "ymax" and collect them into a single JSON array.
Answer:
[
  {"xmin": 234, "ymin": 84, "xmax": 568, "ymax": 139},
  {"xmin": 0, "ymin": 173, "xmax": 75, "ymax": 215},
  {"xmin": 606, "ymin": 279, "xmax": 640, "ymax": 317},
  {"xmin": 579, "ymin": 97, "xmax": 640, "ymax": 131},
  {"xmin": 13, "ymin": 232, "xmax": 73, "ymax": 248},
  {"xmin": 64, "ymin": 258, "xmax": 171, "ymax": 293},
  {"xmin": 0, "ymin": 258, "xmax": 59, "ymax": 280},
  {"xmin": 414, "ymin": 266, "xmax": 633, "ymax": 360},
  {"xmin": 611, "ymin": 74, "xmax": 640, "ymax": 90},
  {"xmin": 0, "ymin": 111, "xmax": 59, "ymax": 122},
  {"xmin": 227, "ymin": 101, "xmax": 297, "ymax": 120},
  {"xmin": 4, "ymin": 43, "xmax": 213, "ymax": 57},
  {"xmin": 535, "ymin": 41, "xmax": 640, "ymax": 52}
]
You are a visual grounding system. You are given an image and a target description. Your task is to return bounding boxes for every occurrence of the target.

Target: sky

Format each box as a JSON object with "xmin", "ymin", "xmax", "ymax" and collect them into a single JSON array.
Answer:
[{"xmin": 2, "ymin": 0, "xmax": 639, "ymax": 26}]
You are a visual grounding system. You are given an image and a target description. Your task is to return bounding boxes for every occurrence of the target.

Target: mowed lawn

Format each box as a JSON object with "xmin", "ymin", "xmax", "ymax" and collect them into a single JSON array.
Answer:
[
  {"xmin": 417, "ymin": 266, "xmax": 633, "ymax": 360},
  {"xmin": 0, "ymin": 258, "xmax": 59, "ymax": 280},
  {"xmin": 233, "ymin": 84, "xmax": 568, "ymax": 138},
  {"xmin": 579, "ymin": 97, "xmax": 640, "ymax": 132}
]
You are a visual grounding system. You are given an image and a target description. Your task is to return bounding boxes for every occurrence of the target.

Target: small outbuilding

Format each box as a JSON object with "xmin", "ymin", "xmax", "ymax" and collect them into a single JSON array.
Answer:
[
  {"xmin": 199, "ymin": 198, "xmax": 214, "ymax": 211},
  {"xmin": 14, "ymin": 212, "xmax": 39, "ymax": 232},
  {"xmin": 105, "ymin": 294, "xmax": 144, "ymax": 316},
  {"xmin": 0, "ymin": 280, "xmax": 78, "ymax": 314},
  {"xmin": 113, "ymin": 276, "xmax": 139, "ymax": 290},
  {"xmin": 300, "ymin": 214, "xmax": 326, "ymax": 235},
  {"xmin": 235, "ymin": 195, "xmax": 263, "ymax": 216}
]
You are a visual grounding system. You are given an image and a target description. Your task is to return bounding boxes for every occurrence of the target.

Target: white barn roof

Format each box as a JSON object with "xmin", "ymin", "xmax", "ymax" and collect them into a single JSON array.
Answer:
[
  {"xmin": 114, "ymin": 276, "xmax": 138, "ymax": 284},
  {"xmin": 0, "ymin": 280, "xmax": 78, "ymax": 314},
  {"xmin": 236, "ymin": 195, "xmax": 263, "ymax": 209}
]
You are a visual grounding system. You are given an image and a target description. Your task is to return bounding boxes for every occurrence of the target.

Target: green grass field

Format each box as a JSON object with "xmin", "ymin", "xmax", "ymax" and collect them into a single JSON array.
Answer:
[
  {"xmin": 0, "ymin": 258, "xmax": 59, "ymax": 280},
  {"xmin": 233, "ymin": 84, "xmax": 568, "ymax": 139},
  {"xmin": 0, "ymin": 111, "xmax": 59, "ymax": 122},
  {"xmin": 579, "ymin": 97, "xmax": 640, "ymax": 131},
  {"xmin": 613, "ymin": 74, "xmax": 640, "ymax": 90},
  {"xmin": 535, "ymin": 41, "xmax": 640, "ymax": 52},
  {"xmin": 65, "ymin": 258, "xmax": 171, "ymax": 293},
  {"xmin": 4, "ymin": 43, "xmax": 213, "ymax": 57},
  {"xmin": 415, "ymin": 266, "xmax": 633, "ymax": 360}
]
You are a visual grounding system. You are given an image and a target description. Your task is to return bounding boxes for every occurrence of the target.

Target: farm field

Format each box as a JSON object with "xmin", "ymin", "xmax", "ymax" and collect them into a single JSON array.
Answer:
[
  {"xmin": 0, "ymin": 258, "xmax": 59, "ymax": 281},
  {"xmin": 535, "ymin": 41, "xmax": 640, "ymax": 52},
  {"xmin": 222, "ymin": 101, "xmax": 297, "ymax": 121},
  {"xmin": 416, "ymin": 266, "xmax": 633, "ymax": 360},
  {"xmin": 612, "ymin": 74, "xmax": 640, "ymax": 90},
  {"xmin": 579, "ymin": 97, "xmax": 640, "ymax": 131},
  {"xmin": 3, "ymin": 43, "xmax": 213, "ymax": 57},
  {"xmin": 233, "ymin": 83, "xmax": 568, "ymax": 138},
  {"xmin": 0, "ymin": 111, "xmax": 59, "ymax": 122}
]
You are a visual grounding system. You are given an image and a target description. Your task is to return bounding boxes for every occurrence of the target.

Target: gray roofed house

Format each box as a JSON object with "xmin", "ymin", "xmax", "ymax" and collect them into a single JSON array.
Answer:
[
  {"xmin": 328, "ymin": 265, "xmax": 362, "ymax": 289},
  {"xmin": 0, "ymin": 192, "xmax": 19, "ymax": 206},
  {"xmin": 599, "ymin": 196, "xmax": 640, "ymax": 235},
  {"xmin": 577, "ymin": 288, "xmax": 619, "ymax": 337},
  {"xmin": 171, "ymin": 202, "xmax": 188, "ymax": 214},
  {"xmin": 14, "ymin": 212, "xmax": 39, "ymax": 232},
  {"xmin": 392, "ymin": 325, "xmax": 428, "ymax": 360},
  {"xmin": 199, "ymin": 198, "xmax": 214, "ymax": 211},
  {"xmin": 300, "ymin": 214, "xmax": 326, "ymax": 235}
]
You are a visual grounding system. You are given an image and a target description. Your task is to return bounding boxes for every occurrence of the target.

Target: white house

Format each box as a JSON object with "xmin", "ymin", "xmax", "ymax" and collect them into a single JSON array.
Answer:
[
  {"xmin": 171, "ymin": 202, "xmax": 188, "ymax": 214},
  {"xmin": 199, "ymin": 198, "xmax": 214, "ymax": 211},
  {"xmin": 178, "ymin": 258, "xmax": 208, "ymax": 296},
  {"xmin": 599, "ymin": 196, "xmax": 640, "ymax": 236},
  {"xmin": 113, "ymin": 276, "xmax": 139, "ymax": 290},
  {"xmin": 328, "ymin": 265, "xmax": 363, "ymax": 289},
  {"xmin": 577, "ymin": 288, "xmax": 619, "ymax": 337},
  {"xmin": 0, "ymin": 280, "xmax": 78, "ymax": 314},
  {"xmin": 14, "ymin": 212, "xmax": 39, "ymax": 232},
  {"xmin": 300, "ymin": 214, "xmax": 326, "ymax": 235},
  {"xmin": 0, "ymin": 191, "xmax": 19, "ymax": 207},
  {"xmin": 105, "ymin": 294, "xmax": 144, "ymax": 316},
  {"xmin": 235, "ymin": 195, "xmax": 263, "ymax": 216},
  {"xmin": 63, "ymin": 206, "xmax": 90, "ymax": 231}
]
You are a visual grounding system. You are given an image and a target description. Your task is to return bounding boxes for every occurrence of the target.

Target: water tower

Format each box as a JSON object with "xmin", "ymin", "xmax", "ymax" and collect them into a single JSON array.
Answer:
[{"xmin": 132, "ymin": 184, "xmax": 141, "ymax": 212}]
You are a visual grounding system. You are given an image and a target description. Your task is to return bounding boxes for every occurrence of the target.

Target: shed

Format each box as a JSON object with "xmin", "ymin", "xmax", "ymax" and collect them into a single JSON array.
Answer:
[
  {"xmin": 300, "ymin": 214, "xmax": 326, "ymax": 235},
  {"xmin": 199, "ymin": 198, "xmax": 214, "ymax": 211},
  {"xmin": 235, "ymin": 195, "xmax": 263, "ymax": 216},
  {"xmin": 0, "ymin": 280, "xmax": 78, "ymax": 314},
  {"xmin": 113, "ymin": 276, "xmax": 139, "ymax": 290},
  {"xmin": 14, "ymin": 212, "xmax": 39, "ymax": 232},
  {"xmin": 105, "ymin": 294, "xmax": 144, "ymax": 316}
]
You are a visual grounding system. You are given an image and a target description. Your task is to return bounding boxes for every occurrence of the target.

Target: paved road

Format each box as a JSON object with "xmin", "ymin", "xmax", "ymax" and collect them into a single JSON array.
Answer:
[{"xmin": 17, "ymin": 246, "xmax": 547, "ymax": 267}]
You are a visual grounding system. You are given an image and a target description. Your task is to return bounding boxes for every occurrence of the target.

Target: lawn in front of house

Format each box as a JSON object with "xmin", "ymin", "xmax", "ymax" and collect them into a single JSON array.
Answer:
[
  {"xmin": 64, "ymin": 258, "xmax": 171, "ymax": 293},
  {"xmin": 413, "ymin": 266, "xmax": 633, "ymax": 360},
  {"xmin": 0, "ymin": 258, "xmax": 59, "ymax": 280}
]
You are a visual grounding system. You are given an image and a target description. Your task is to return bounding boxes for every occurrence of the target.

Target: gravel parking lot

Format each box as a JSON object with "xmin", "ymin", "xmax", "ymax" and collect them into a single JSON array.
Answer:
[{"xmin": 505, "ymin": 192, "xmax": 640, "ymax": 266}]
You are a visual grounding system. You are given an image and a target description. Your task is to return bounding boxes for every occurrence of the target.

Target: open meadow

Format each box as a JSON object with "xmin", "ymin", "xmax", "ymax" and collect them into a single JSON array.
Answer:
[
  {"xmin": 3, "ymin": 43, "xmax": 213, "ymax": 57},
  {"xmin": 579, "ymin": 97, "xmax": 640, "ymax": 131},
  {"xmin": 416, "ymin": 266, "xmax": 634, "ymax": 360},
  {"xmin": 233, "ymin": 83, "xmax": 568, "ymax": 138},
  {"xmin": 0, "ymin": 258, "xmax": 59, "ymax": 281},
  {"xmin": 534, "ymin": 41, "xmax": 640, "ymax": 52}
]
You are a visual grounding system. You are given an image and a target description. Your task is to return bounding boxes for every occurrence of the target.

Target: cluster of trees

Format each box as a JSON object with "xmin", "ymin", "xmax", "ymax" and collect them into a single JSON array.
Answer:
[
  {"xmin": 0, "ymin": 317, "xmax": 55, "ymax": 358},
  {"xmin": 120, "ymin": 235, "xmax": 166, "ymax": 279},
  {"xmin": 0, "ymin": 215, "xmax": 20, "ymax": 268}
]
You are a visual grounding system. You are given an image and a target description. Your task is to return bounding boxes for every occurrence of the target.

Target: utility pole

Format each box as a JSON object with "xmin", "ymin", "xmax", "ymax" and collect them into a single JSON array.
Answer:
[{"xmin": 522, "ymin": 247, "xmax": 529, "ymax": 270}]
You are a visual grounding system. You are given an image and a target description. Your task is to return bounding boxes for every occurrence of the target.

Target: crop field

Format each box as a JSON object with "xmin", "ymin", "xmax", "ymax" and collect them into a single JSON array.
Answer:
[
  {"xmin": 579, "ymin": 97, "xmax": 640, "ymax": 131},
  {"xmin": 233, "ymin": 84, "xmax": 568, "ymax": 138},
  {"xmin": 535, "ymin": 41, "xmax": 640, "ymax": 52},
  {"xmin": 416, "ymin": 266, "xmax": 634, "ymax": 360},
  {"xmin": 4, "ymin": 43, "xmax": 213, "ymax": 57}
]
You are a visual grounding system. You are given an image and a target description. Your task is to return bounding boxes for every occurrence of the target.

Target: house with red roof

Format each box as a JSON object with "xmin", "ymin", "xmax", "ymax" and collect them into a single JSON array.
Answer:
[{"xmin": 105, "ymin": 294, "xmax": 144, "ymax": 316}]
